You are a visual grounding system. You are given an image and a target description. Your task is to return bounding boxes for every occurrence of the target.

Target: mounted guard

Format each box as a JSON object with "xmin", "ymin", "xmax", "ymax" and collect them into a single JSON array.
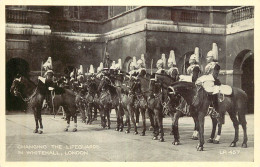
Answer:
[{"xmin": 41, "ymin": 57, "xmax": 55, "ymax": 110}]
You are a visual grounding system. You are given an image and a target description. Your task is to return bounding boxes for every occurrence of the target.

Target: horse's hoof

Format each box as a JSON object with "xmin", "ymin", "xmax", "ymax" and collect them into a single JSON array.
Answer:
[
  {"xmin": 197, "ymin": 146, "xmax": 204, "ymax": 151},
  {"xmin": 115, "ymin": 127, "xmax": 119, "ymax": 131},
  {"xmin": 207, "ymin": 138, "xmax": 213, "ymax": 143},
  {"xmin": 72, "ymin": 128, "xmax": 77, "ymax": 132},
  {"xmin": 230, "ymin": 142, "xmax": 236, "ymax": 147},
  {"xmin": 64, "ymin": 128, "xmax": 68, "ymax": 132},
  {"xmin": 125, "ymin": 130, "xmax": 130, "ymax": 134},
  {"xmin": 153, "ymin": 136, "xmax": 158, "ymax": 140},
  {"xmin": 149, "ymin": 126, "xmax": 153, "ymax": 131},
  {"xmin": 38, "ymin": 130, "xmax": 43, "ymax": 134},
  {"xmin": 192, "ymin": 136, "xmax": 199, "ymax": 140},
  {"xmin": 106, "ymin": 126, "xmax": 110, "ymax": 130},
  {"xmin": 140, "ymin": 132, "xmax": 145, "ymax": 136},
  {"xmin": 119, "ymin": 128, "xmax": 123, "ymax": 132},
  {"xmin": 242, "ymin": 143, "xmax": 247, "ymax": 148},
  {"xmin": 213, "ymin": 140, "xmax": 220, "ymax": 144},
  {"xmin": 172, "ymin": 140, "xmax": 180, "ymax": 145},
  {"xmin": 159, "ymin": 137, "xmax": 164, "ymax": 142},
  {"xmin": 134, "ymin": 131, "xmax": 138, "ymax": 135},
  {"xmin": 33, "ymin": 129, "xmax": 38, "ymax": 133}
]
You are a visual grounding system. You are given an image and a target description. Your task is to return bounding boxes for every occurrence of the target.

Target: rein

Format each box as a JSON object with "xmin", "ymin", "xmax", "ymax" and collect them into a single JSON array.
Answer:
[{"xmin": 17, "ymin": 86, "xmax": 38, "ymax": 103}]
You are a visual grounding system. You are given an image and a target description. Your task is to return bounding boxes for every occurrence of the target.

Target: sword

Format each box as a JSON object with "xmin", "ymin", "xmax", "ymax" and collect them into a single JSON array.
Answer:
[
  {"xmin": 41, "ymin": 61, "xmax": 43, "ymax": 77},
  {"xmin": 183, "ymin": 55, "xmax": 186, "ymax": 74},
  {"xmin": 51, "ymin": 90, "xmax": 55, "ymax": 118},
  {"xmin": 150, "ymin": 59, "xmax": 153, "ymax": 74}
]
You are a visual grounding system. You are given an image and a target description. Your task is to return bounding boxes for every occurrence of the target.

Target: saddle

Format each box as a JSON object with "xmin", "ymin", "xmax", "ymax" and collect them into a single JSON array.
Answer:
[{"xmin": 196, "ymin": 75, "xmax": 232, "ymax": 95}]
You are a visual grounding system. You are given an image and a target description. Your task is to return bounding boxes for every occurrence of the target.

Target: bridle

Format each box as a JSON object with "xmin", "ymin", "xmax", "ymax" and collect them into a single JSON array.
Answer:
[{"xmin": 11, "ymin": 78, "xmax": 38, "ymax": 103}]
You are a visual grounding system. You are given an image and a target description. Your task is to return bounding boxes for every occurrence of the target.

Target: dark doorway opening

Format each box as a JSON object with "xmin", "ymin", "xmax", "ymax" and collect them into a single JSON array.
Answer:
[
  {"xmin": 241, "ymin": 55, "xmax": 254, "ymax": 113},
  {"xmin": 6, "ymin": 58, "xmax": 30, "ymax": 111}
]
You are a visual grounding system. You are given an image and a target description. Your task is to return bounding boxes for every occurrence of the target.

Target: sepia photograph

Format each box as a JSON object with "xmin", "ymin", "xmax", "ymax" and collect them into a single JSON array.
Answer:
[{"xmin": 3, "ymin": 4, "xmax": 256, "ymax": 163}]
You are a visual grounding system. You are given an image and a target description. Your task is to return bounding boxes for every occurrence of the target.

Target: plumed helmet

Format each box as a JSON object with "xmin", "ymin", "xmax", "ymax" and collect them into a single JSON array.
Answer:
[
  {"xmin": 207, "ymin": 50, "xmax": 214, "ymax": 58},
  {"xmin": 168, "ymin": 50, "xmax": 176, "ymax": 66},
  {"xmin": 194, "ymin": 47, "xmax": 200, "ymax": 63},
  {"xmin": 161, "ymin": 53, "xmax": 166, "ymax": 68},
  {"xmin": 189, "ymin": 54, "xmax": 196, "ymax": 64},
  {"xmin": 212, "ymin": 43, "xmax": 218, "ymax": 61},
  {"xmin": 117, "ymin": 58, "xmax": 122, "ymax": 70},
  {"xmin": 43, "ymin": 57, "xmax": 53, "ymax": 71},
  {"xmin": 132, "ymin": 56, "xmax": 137, "ymax": 68},
  {"xmin": 78, "ymin": 65, "xmax": 83, "ymax": 75},
  {"xmin": 89, "ymin": 64, "xmax": 95, "ymax": 74},
  {"xmin": 110, "ymin": 61, "xmax": 116, "ymax": 69},
  {"xmin": 137, "ymin": 59, "xmax": 143, "ymax": 68},
  {"xmin": 156, "ymin": 59, "xmax": 164, "ymax": 68},
  {"xmin": 141, "ymin": 54, "xmax": 146, "ymax": 68}
]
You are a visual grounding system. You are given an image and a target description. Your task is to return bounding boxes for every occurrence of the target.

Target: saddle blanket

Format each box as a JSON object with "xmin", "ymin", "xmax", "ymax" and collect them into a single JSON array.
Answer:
[
  {"xmin": 202, "ymin": 82, "xmax": 232, "ymax": 95},
  {"xmin": 195, "ymin": 75, "xmax": 232, "ymax": 95},
  {"xmin": 179, "ymin": 75, "xmax": 192, "ymax": 82}
]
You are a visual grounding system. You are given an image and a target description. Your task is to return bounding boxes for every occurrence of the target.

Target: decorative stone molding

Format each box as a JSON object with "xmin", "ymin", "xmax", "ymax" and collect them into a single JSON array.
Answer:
[
  {"xmin": 226, "ymin": 18, "xmax": 254, "ymax": 34},
  {"xmin": 219, "ymin": 70, "xmax": 243, "ymax": 75},
  {"xmin": 6, "ymin": 23, "xmax": 51, "ymax": 36}
]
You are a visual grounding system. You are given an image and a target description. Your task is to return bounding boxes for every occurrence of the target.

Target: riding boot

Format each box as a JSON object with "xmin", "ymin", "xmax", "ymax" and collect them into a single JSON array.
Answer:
[{"xmin": 213, "ymin": 94, "xmax": 224, "ymax": 124}]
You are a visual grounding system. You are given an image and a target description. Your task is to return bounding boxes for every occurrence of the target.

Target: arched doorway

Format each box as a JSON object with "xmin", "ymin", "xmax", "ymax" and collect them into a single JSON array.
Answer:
[
  {"xmin": 233, "ymin": 50, "xmax": 254, "ymax": 114},
  {"xmin": 123, "ymin": 56, "xmax": 133, "ymax": 72},
  {"xmin": 6, "ymin": 58, "xmax": 30, "ymax": 111},
  {"xmin": 177, "ymin": 51, "xmax": 193, "ymax": 74}
]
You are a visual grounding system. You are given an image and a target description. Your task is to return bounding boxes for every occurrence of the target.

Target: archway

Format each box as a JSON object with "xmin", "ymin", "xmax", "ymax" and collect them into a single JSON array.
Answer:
[
  {"xmin": 123, "ymin": 56, "xmax": 133, "ymax": 72},
  {"xmin": 177, "ymin": 51, "xmax": 193, "ymax": 74},
  {"xmin": 233, "ymin": 50, "xmax": 254, "ymax": 114},
  {"xmin": 6, "ymin": 58, "xmax": 30, "ymax": 111}
]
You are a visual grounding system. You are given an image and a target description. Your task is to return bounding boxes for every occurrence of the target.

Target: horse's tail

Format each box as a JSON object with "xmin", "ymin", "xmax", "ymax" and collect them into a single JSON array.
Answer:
[{"xmin": 233, "ymin": 87, "xmax": 248, "ymax": 125}]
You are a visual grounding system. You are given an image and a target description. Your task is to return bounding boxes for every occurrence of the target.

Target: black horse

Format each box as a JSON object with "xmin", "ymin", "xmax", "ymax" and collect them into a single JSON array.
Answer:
[
  {"xmin": 168, "ymin": 81, "xmax": 248, "ymax": 151},
  {"xmin": 10, "ymin": 75, "xmax": 78, "ymax": 133}
]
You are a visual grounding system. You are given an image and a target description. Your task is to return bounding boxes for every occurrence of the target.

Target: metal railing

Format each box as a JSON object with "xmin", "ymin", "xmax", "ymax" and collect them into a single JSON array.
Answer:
[
  {"xmin": 6, "ymin": 8, "xmax": 49, "ymax": 24},
  {"xmin": 231, "ymin": 6, "xmax": 254, "ymax": 23}
]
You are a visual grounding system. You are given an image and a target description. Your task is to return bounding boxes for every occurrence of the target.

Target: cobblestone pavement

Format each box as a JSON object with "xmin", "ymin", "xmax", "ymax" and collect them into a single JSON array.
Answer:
[{"xmin": 6, "ymin": 112, "xmax": 254, "ymax": 161}]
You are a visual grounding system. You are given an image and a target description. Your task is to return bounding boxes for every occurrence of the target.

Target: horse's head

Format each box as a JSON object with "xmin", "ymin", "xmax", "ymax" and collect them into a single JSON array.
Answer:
[
  {"xmin": 10, "ymin": 75, "xmax": 25, "ymax": 97},
  {"xmin": 98, "ymin": 76, "xmax": 111, "ymax": 91},
  {"xmin": 167, "ymin": 81, "xmax": 197, "ymax": 105}
]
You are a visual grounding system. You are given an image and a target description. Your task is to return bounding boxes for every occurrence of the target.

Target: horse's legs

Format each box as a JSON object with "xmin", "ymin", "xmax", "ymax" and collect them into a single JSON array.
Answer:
[
  {"xmin": 33, "ymin": 109, "xmax": 39, "ymax": 133},
  {"xmin": 148, "ymin": 108, "xmax": 155, "ymax": 131},
  {"xmin": 64, "ymin": 114, "xmax": 70, "ymax": 132},
  {"xmin": 229, "ymin": 112, "xmax": 239, "ymax": 147},
  {"xmin": 106, "ymin": 108, "xmax": 111, "ymax": 129},
  {"xmin": 135, "ymin": 109, "xmax": 140, "ymax": 127},
  {"xmin": 197, "ymin": 112, "xmax": 205, "ymax": 151},
  {"xmin": 172, "ymin": 111, "xmax": 181, "ymax": 145},
  {"xmin": 130, "ymin": 109, "xmax": 138, "ymax": 135},
  {"xmin": 158, "ymin": 110, "xmax": 164, "ymax": 142},
  {"xmin": 72, "ymin": 113, "xmax": 77, "ymax": 132},
  {"xmin": 140, "ymin": 108, "xmax": 146, "ymax": 136},
  {"xmin": 152, "ymin": 109, "xmax": 160, "ymax": 140},
  {"xmin": 115, "ymin": 107, "xmax": 120, "ymax": 131},
  {"xmin": 38, "ymin": 108, "xmax": 43, "ymax": 134},
  {"xmin": 191, "ymin": 115, "xmax": 199, "ymax": 140},
  {"xmin": 208, "ymin": 115, "xmax": 217, "ymax": 143}
]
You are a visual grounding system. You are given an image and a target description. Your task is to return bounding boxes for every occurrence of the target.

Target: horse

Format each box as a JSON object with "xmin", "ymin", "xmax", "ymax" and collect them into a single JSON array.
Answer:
[
  {"xmin": 168, "ymin": 81, "xmax": 248, "ymax": 151},
  {"xmin": 10, "ymin": 75, "xmax": 78, "ymax": 133},
  {"xmin": 130, "ymin": 74, "xmax": 157, "ymax": 136},
  {"xmin": 147, "ymin": 73, "xmax": 181, "ymax": 142},
  {"xmin": 84, "ymin": 75, "xmax": 98, "ymax": 124},
  {"xmin": 156, "ymin": 73, "xmax": 225, "ymax": 145},
  {"xmin": 97, "ymin": 75, "xmax": 120, "ymax": 129},
  {"xmin": 119, "ymin": 75, "xmax": 139, "ymax": 134}
]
